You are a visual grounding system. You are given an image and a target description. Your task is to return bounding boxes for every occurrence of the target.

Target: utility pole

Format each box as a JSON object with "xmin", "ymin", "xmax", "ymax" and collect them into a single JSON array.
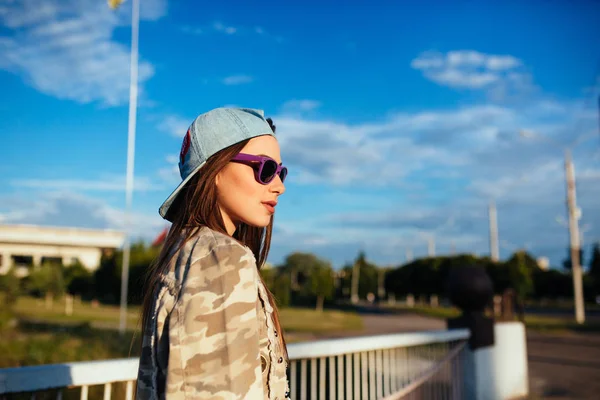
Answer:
[
  {"xmin": 489, "ymin": 199, "xmax": 500, "ymax": 262},
  {"xmin": 565, "ymin": 149, "xmax": 585, "ymax": 324},
  {"xmin": 427, "ymin": 236, "xmax": 436, "ymax": 257},
  {"xmin": 351, "ymin": 259, "xmax": 360, "ymax": 304},
  {"xmin": 405, "ymin": 248, "xmax": 413, "ymax": 262},
  {"xmin": 377, "ymin": 268, "xmax": 386, "ymax": 300},
  {"xmin": 450, "ymin": 240, "xmax": 456, "ymax": 255},
  {"xmin": 520, "ymin": 128, "xmax": 592, "ymax": 325}
]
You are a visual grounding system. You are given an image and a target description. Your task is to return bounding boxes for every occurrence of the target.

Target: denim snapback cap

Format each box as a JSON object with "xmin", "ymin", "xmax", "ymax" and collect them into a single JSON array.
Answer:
[{"xmin": 159, "ymin": 107, "xmax": 275, "ymax": 221}]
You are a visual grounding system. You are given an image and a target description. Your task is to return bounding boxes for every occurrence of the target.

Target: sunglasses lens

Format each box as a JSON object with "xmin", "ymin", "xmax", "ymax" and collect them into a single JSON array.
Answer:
[
  {"xmin": 279, "ymin": 167, "xmax": 288, "ymax": 183},
  {"xmin": 260, "ymin": 160, "xmax": 279, "ymax": 183}
]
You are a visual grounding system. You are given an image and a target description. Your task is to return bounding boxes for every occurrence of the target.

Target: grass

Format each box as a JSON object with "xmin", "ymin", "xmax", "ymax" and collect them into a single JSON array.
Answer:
[
  {"xmin": 385, "ymin": 303, "xmax": 600, "ymax": 334},
  {"xmin": 280, "ymin": 307, "xmax": 363, "ymax": 333},
  {"xmin": 1, "ymin": 297, "xmax": 364, "ymax": 367},
  {"xmin": 14, "ymin": 296, "xmax": 141, "ymax": 330},
  {"xmin": 13, "ymin": 297, "xmax": 363, "ymax": 334},
  {"xmin": 523, "ymin": 314, "xmax": 600, "ymax": 334}
]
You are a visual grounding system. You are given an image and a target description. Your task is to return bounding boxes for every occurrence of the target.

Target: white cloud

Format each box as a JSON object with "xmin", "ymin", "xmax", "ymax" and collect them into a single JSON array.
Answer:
[
  {"xmin": 222, "ymin": 74, "xmax": 254, "ymax": 85},
  {"xmin": 0, "ymin": 0, "xmax": 166, "ymax": 106},
  {"xmin": 213, "ymin": 21, "xmax": 237, "ymax": 35},
  {"xmin": 157, "ymin": 154, "xmax": 181, "ymax": 184},
  {"xmin": 10, "ymin": 175, "xmax": 166, "ymax": 192},
  {"xmin": 179, "ymin": 21, "xmax": 283, "ymax": 43},
  {"xmin": 180, "ymin": 25, "xmax": 203, "ymax": 35},
  {"xmin": 411, "ymin": 50, "xmax": 532, "ymax": 98},
  {"xmin": 273, "ymin": 104, "xmax": 520, "ymax": 186},
  {"xmin": 266, "ymin": 95, "xmax": 600, "ymax": 267},
  {"xmin": 0, "ymin": 191, "xmax": 166, "ymax": 240},
  {"xmin": 280, "ymin": 99, "xmax": 322, "ymax": 113},
  {"xmin": 444, "ymin": 50, "xmax": 521, "ymax": 70},
  {"xmin": 158, "ymin": 115, "xmax": 192, "ymax": 137}
]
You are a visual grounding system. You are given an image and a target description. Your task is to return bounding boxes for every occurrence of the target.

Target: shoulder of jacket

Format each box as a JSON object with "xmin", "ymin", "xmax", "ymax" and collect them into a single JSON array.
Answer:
[
  {"xmin": 191, "ymin": 226, "xmax": 253, "ymax": 258},
  {"xmin": 159, "ymin": 227, "xmax": 254, "ymax": 292}
]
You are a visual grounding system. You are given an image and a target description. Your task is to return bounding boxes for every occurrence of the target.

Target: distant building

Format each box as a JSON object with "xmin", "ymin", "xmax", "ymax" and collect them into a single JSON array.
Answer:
[
  {"xmin": 536, "ymin": 256, "xmax": 550, "ymax": 271},
  {"xmin": 0, "ymin": 224, "xmax": 125, "ymax": 276}
]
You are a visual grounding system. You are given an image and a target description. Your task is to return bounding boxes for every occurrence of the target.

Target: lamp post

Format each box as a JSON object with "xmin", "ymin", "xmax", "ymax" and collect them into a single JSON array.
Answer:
[
  {"xmin": 489, "ymin": 199, "xmax": 499, "ymax": 262},
  {"xmin": 110, "ymin": 0, "xmax": 140, "ymax": 335},
  {"xmin": 520, "ymin": 129, "xmax": 596, "ymax": 324}
]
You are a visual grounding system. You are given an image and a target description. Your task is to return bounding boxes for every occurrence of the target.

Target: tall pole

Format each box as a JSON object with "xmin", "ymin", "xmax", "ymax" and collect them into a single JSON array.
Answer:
[
  {"xmin": 565, "ymin": 149, "xmax": 585, "ymax": 324},
  {"xmin": 489, "ymin": 199, "xmax": 499, "ymax": 262},
  {"xmin": 351, "ymin": 258, "xmax": 360, "ymax": 304},
  {"xmin": 427, "ymin": 236, "xmax": 435, "ymax": 257},
  {"xmin": 405, "ymin": 248, "xmax": 413, "ymax": 262},
  {"xmin": 377, "ymin": 268, "xmax": 386, "ymax": 300},
  {"xmin": 119, "ymin": 0, "xmax": 140, "ymax": 335}
]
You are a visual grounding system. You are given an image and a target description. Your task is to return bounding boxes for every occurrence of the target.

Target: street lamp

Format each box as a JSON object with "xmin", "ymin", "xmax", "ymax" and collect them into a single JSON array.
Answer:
[
  {"xmin": 110, "ymin": 0, "xmax": 140, "ymax": 335},
  {"xmin": 520, "ymin": 129, "xmax": 597, "ymax": 324}
]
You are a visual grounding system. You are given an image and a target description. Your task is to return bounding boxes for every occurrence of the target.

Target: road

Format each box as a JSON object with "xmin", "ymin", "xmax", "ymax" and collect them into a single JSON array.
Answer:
[{"xmin": 295, "ymin": 309, "xmax": 600, "ymax": 399}]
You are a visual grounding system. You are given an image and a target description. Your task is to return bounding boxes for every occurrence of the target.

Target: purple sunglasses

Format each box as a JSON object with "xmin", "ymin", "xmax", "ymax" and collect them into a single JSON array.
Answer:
[{"xmin": 231, "ymin": 153, "xmax": 288, "ymax": 184}]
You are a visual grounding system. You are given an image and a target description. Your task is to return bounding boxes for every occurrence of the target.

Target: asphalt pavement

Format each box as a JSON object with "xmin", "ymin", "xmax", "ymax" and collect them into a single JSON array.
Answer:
[{"xmin": 294, "ymin": 308, "xmax": 600, "ymax": 399}]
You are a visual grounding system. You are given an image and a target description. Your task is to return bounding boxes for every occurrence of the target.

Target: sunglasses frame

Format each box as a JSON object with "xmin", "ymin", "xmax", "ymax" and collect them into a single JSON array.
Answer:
[{"xmin": 230, "ymin": 153, "xmax": 288, "ymax": 185}]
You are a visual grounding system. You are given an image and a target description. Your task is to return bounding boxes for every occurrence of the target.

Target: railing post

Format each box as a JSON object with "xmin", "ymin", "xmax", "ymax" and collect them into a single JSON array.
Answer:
[
  {"xmin": 446, "ymin": 266, "xmax": 529, "ymax": 400},
  {"xmin": 446, "ymin": 265, "xmax": 496, "ymax": 400}
]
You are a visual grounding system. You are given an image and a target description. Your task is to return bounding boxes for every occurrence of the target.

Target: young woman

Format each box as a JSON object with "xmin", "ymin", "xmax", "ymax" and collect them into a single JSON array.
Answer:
[{"xmin": 136, "ymin": 108, "xmax": 289, "ymax": 400}]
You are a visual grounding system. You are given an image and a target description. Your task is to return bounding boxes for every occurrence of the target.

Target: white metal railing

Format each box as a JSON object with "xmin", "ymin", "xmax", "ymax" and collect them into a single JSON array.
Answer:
[
  {"xmin": 0, "ymin": 329, "xmax": 469, "ymax": 400},
  {"xmin": 286, "ymin": 329, "xmax": 469, "ymax": 400}
]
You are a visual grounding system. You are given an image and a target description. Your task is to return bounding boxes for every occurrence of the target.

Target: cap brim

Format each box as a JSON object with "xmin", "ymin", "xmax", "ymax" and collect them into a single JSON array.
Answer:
[{"xmin": 158, "ymin": 161, "xmax": 206, "ymax": 222}]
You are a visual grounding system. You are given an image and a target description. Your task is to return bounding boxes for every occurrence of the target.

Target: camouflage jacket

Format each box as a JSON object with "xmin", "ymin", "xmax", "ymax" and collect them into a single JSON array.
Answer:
[{"xmin": 136, "ymin": 227, "xmax": 289, "ymax": 400}]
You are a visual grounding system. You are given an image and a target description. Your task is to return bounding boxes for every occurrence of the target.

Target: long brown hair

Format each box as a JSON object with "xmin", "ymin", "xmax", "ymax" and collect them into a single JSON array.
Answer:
[{"xmin": 139, "ymin": 135, "xmax": 287, "ymax": 358}]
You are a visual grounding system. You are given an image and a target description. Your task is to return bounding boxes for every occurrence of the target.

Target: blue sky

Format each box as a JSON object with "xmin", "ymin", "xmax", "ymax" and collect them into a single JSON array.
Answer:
[{"xmin": 1, "ymin": 0, "xmax": 599, "ymax": 269}]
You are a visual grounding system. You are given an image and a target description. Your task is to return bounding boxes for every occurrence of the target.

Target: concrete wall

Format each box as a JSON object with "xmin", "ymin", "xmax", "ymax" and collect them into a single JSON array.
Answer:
[{"xmin": 0, "ymin": 224, "xmax": 125, "ymax": 275}]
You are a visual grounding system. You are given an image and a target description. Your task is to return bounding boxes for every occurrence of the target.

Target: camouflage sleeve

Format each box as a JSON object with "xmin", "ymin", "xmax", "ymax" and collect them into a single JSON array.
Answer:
[{"xmin": 166, "ymin": 241, "xmax": 265, "ymax": 399}]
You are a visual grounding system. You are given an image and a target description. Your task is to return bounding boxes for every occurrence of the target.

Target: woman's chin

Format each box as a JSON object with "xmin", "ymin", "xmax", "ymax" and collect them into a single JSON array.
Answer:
[{"xmin": 242, "ymin": 216, "xmax": 272, "ymax": 228}]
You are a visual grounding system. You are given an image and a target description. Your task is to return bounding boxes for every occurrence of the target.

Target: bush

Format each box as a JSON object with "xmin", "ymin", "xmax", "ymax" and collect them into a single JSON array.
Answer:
[
  {"xmin": 26, "ymin": 262, "xmax": 66, "ymax": 299},
  {"xmin": 0, "ymin": 267, "xmax": 21, "ymax": 308},
  {"xmin": 64, "ymin": 261, "xmax": 93, "ymax": 297}
]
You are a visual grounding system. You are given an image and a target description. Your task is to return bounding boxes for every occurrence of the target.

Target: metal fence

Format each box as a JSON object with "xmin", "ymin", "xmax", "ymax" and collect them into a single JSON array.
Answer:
[
  {"xmin": 0, "ymin": 329, "xmax": 469, "ymax": 400},
  {"xmin": 287, "ymin": 329, "xmax": 469, "ymax": 400}
]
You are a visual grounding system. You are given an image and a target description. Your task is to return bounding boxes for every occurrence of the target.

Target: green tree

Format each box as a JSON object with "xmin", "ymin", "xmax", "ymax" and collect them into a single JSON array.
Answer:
[
  {"xmin": 0, "ymin": 268, "xmax": 21, "ymax": 308},
  {"xmin": 280, "ymin": 252, "xmax": 335, "ymax": 308},
  {"xmin": 260, "ymin": 267, "xmax": 291, "ymax": 307},
  {"xmin": 562, "ymin": 247, "xmax": 585, "ymax": 271},
  {"xmin": 26, "ymin": 262, "xmax": 66, "ymax": 306},
  {"xmin": 0, "ymin": 268, "xmax": 21, "ymax": 330},
  {"xmin": 308, "ymin": 261, "xmax": 335, "ymax": 312},
  {"xmin": 532, "ymin": 268, "xmax": 572, "ymax": 299},
  {"xmin": 588, "ymin": 242, "xmax": 600, "ymax": 296},
  {"xmin": 93, "ymin": 240, "xmax": 160, "ymax": 304},
  {"xmin": 339, "ymin": 251, "xmax": 379, "ymax": 301},
  {"xmin": 64, "ymin": 261, "xmax": 93, "ymax": 298},
  {"xmin": 505, "ymin": 250, "xmax": 535, "ymax": 300},
  {"xmin": 93, "ymin": 251, "xmax": 120, "ymax": 303},
  {"xmin": 504, "ymin": 250, "xmax": 535, "ymax": 321}
]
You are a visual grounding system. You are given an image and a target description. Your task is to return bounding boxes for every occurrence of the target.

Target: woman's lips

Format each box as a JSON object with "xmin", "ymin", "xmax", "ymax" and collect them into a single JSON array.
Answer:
[{"xmin": 262, "ymin": 201, "xmax": 277, "ymax": 213}]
